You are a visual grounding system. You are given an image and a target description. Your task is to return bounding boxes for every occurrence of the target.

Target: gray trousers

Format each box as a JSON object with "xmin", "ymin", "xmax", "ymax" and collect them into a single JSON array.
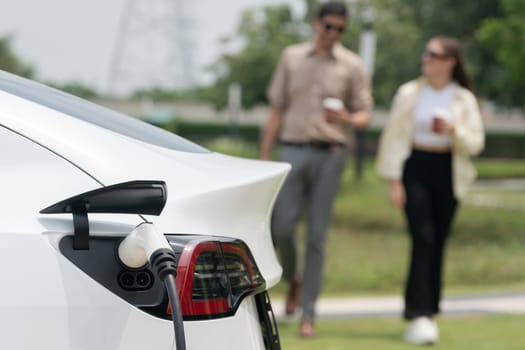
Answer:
[{"xmin": 271, "ymin": 144, "xmax": 346, "ymax": 319}]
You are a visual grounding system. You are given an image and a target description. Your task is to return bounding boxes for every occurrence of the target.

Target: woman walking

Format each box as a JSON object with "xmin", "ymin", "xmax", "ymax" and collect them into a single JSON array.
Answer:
[{"xmin": 376, "ymin": 36, "xmax": 485, "ymax": 345}]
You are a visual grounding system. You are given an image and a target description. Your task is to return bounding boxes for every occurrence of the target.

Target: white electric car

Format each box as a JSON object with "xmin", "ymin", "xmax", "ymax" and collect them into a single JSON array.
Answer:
[{"xmin": 0, "ymin": 70, "xmax": 289, "ymax": 350}]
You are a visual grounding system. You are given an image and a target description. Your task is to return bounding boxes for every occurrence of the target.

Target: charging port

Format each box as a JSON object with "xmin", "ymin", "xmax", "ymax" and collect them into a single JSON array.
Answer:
[{"xmin": 118, "ymin": 270, "xmax": 154, "ymax": 291}]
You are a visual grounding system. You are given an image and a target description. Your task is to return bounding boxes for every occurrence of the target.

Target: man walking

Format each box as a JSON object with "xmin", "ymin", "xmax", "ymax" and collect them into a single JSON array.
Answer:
[{"xmin": 260, "ymin": 1, "xmax": 372, "ymax": 338}]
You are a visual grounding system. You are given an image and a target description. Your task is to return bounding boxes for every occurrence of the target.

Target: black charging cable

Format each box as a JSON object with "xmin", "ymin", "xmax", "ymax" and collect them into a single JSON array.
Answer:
[{"xmin": 151, "ymin": 248, "xmax": 186, "ymax": 350}]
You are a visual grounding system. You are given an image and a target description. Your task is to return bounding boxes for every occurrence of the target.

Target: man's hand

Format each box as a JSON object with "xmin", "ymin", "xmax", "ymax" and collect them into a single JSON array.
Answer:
[
  {"xmin": 325, "ymin": 108, "xmax": 370, "ymax": 129},
  {"xmin": 260, "ymin": 108, "xmax": 283, "ymax": 160}
]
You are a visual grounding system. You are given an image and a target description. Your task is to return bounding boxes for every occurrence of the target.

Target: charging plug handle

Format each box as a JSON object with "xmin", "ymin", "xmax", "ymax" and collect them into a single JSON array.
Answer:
[
  {"xmin": 118, "ymin": 222, "xmax": 185, "ymax": 350},
  {"xmin": 118, "ymin": 222, "xmax": 172, "ymax": 269},
  {"xmin": 151, "ymin": 248, "xmax": 178, "ymax": 280}
]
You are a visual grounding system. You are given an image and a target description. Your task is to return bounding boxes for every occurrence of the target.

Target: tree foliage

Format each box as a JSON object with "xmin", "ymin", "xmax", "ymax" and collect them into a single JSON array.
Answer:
[
  {"xmin": 203, "ymin": 0, "xmax": 520, "ymax": 109},
  {"xmin": 0, "ymin": 36, "xmax": 34, "ymax": 78},
  {"xmin": 356, "ymin": 0, "xmax": 504, "ymax": 106},
  {"xmin": 0, "ymin": 35, "xmax": 99, "ymax": 99},
  {"xmin": 477, "ymin": 0, "xmax": 525, "ymax": 107},
  {"xmin": 204, "ymin": 5, "xmax": 306, "ymax": 109}
]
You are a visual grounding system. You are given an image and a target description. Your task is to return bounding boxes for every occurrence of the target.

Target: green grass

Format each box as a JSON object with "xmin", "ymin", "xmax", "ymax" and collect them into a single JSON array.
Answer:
[
  {"xmin": 475, "ymin": 158, "xmax": 525, "ymax": 179},
  {"xmin": 204, "ymin": 137, "xmax": 262, "ymax": 159},
  {"xmin": 281, "ymin": 160, "xmax": 525, "ymax": 296},
  {"xmin": 203, "ymin": 139, "xmax": 525, "ymax": 296},
  {"xmin": 278, "ymin": 315, "xmax": 525, "ymax": 349}
]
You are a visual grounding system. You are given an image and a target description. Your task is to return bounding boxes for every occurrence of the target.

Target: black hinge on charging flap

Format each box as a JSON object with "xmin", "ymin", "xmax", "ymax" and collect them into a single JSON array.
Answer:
[
  {"xmin": 40, "ymin": 180, "xmax": 168, "ymax": 250},
  {"xmin": 255, "ymin": 292, "xmax": 281, "ymax": 350},
  {"xmin": 71, "ymin": 203, "xmax": 90, "ymax": 250}
]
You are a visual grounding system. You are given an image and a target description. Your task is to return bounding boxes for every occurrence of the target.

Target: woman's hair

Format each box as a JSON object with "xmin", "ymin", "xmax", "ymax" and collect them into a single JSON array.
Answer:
[{"xmin": 433, "ymin": 36, "xmax": 473, "ymax": 91}]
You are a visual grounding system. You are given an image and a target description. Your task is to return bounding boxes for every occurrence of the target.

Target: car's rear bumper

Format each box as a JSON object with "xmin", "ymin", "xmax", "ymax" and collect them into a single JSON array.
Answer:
[{"xmin": 182, "ymin": 294, "xmax": 279, "ymax": 349}]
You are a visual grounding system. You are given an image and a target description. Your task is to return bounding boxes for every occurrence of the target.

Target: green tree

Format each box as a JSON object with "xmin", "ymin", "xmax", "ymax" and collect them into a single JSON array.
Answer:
[
  {"xmin": 304, "ymin": 0, "xmax": 320, "ymax": 22},
  {"xmin": 358, "ymin": 0, "xmax": 503, "ymax": 106},
  {"xmin": 477, "ymin": 0, "xmax": 525, "ymax": 108},
  {"xmin": 205, "ymin": 5, "xmax": 306, "ymax": 109},
  {"xmin": 0, "ymin": 35, "xmax": 101, "ymax": 99},
  {"xmin": 0, "ymin": 36, "xmax": 34, "ymax": 78},
  {"xmin": 205, "ymin": 0, "xmax": 521, "ymax": 109},
  {"xmin": 360, "ymin": 0, "xmax": 423, "ymax": 106},
  {"xmin": 409, "ymin": 0, "xmax": 504, "ymax": 104}
]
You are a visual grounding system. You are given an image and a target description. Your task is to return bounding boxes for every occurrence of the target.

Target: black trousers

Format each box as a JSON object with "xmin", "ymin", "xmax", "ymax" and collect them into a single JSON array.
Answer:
[{"xmin": 402, "ymin": 149, "xmax": 458, "ymax": 320}]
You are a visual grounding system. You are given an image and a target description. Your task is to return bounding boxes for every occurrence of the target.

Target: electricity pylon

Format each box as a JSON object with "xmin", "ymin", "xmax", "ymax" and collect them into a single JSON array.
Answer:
[{"xmin": 106, "ymin": 0, "xmax": 196, "ymax": 97}]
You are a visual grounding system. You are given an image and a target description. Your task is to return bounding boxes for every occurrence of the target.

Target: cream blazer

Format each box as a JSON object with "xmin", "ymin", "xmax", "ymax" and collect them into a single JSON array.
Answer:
[{"xmin": 376, "ymin": 78, "xmax": 485, "ymax": 200}]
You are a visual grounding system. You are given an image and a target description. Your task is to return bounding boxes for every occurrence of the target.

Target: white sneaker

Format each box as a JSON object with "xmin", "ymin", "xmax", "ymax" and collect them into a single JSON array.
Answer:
[{"xmin": 404, "ymin": 317, "xmax": 439, "ymax": 345}]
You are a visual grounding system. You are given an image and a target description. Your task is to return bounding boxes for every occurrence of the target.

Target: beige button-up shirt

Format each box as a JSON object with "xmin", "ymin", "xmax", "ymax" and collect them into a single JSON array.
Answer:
[{"xmin": 267, "ymin": 41, "xmax": 373, "ymax": 144}]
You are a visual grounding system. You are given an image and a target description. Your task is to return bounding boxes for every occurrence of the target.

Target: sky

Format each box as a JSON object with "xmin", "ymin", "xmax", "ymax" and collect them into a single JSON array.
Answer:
[{"xmin": 0, "ymin": 0, "xmax": 304, "ymax": 95}]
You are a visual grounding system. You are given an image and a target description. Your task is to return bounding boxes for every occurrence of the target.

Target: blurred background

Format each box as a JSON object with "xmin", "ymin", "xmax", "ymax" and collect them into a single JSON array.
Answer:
[
  {"xmin": 1, "ymin": 0, "xmax": 524, "ymax": 348},
  {"xmin": 1, "ymin": 0, "xmax": 524, "ymax": 142}
]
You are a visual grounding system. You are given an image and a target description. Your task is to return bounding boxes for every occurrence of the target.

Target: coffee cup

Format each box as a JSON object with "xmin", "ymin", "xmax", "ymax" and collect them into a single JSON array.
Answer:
[
  {"xmin": 431, "ymin": 108, "xmax": 451, "ymax": 134},
  {"xmin": 323, "ymin": 98, "xmax": 344, "ymax": 123},
  {"xmin": 431, "ymin": 117, "xmax": 441, "ymax": 133}
]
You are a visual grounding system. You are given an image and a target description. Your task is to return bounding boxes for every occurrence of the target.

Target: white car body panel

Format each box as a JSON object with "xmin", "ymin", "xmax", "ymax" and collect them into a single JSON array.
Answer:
[
  {"xmin": 183, "ymin": 297, "xmax": 266, "ymax": 350},
  {"xmin": 0, "ymin": 72, "xmax": 289, "ymax": 349},
  {"xmin": 0, "ymin": 233, "xmax": 173, "ymax": 350},
  {"xmin": 0, "ymin": 89, "xmax": 288, "ymax": 287}
]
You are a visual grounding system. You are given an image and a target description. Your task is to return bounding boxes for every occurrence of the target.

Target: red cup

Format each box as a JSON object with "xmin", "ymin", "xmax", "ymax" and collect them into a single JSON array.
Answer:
[{"xmin": 432, "ymin": 117, "xmax": 440, "ymax": 133}]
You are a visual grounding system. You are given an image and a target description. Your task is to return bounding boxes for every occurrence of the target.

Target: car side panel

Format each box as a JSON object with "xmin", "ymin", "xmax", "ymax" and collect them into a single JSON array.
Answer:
[
  {"xmin": 0, "ymin": 125, "xmax": 101, "ymax": 234},
  {"xmin": 0, "ymin": 127, "xmax": 172, "ymax": 349},
  {"xmin": 0, "ymin": 233, "xmax": 173, "ymax": 350}
]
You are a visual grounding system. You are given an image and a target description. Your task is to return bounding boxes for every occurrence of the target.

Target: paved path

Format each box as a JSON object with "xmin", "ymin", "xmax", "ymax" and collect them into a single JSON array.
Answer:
[
  {"xmin": 465, "ymin": 178, "xmax": 525, "ymax": 211},
  {"xmin": 273, "ymin": 292, "xmax": 525, "ymax": 320}
]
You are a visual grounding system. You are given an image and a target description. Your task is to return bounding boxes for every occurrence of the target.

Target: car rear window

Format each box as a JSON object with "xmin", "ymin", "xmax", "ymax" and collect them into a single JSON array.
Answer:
[{"xmin": 0, "ymin": 70, "xmax": 209, "ymax": 153}]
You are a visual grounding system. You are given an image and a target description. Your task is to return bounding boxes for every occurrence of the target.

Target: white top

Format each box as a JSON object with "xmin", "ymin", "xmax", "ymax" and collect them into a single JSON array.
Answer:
[
  {"xmin": 377, "ymin": 79, "xmax": 485, "ymax": 200},
  {"xmin": 412, "ymin": 82, "xmax": 457, "ymax": 147}
]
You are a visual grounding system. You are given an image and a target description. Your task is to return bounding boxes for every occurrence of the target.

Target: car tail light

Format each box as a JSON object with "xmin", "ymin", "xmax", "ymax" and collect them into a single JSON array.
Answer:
[{"xmin": 166, "ymin": 236, "xmax": 266, "ymax": 320}]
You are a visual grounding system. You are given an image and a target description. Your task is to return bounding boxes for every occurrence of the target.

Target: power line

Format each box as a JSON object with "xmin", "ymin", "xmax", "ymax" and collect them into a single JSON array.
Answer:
[{"xmin": 106, "ymin": 0, "xmax": 196, "ymax": 97}]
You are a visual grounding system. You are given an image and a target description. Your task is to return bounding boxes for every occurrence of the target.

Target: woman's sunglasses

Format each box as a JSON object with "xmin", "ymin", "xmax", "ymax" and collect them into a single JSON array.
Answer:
[
  {"xmin": 422, "ymin": 49, "xmax": 450, "ymax": 60},
  {"xmin": 322, "ymin": 21, "xmax": 345, "ymax": 33}
]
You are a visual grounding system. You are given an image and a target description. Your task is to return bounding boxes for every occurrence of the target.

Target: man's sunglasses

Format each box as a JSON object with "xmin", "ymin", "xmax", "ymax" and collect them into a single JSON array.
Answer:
[
  {"xmin": 322, "ymin": 21, "xmax": 345, "ymax": 33},
  {"xmin": 422, "ymin": 49, "xmax": 450, "ymax": 60}
]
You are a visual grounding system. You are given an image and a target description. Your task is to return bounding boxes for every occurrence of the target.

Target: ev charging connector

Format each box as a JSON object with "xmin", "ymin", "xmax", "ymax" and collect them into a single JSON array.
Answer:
[
  {"xmin": 118, "ymin": 222, "xmax": 172, "ymax": 268},
  {"xmin": 118, "ymin": 222, "xmax": 185, "ymax": 350}
]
